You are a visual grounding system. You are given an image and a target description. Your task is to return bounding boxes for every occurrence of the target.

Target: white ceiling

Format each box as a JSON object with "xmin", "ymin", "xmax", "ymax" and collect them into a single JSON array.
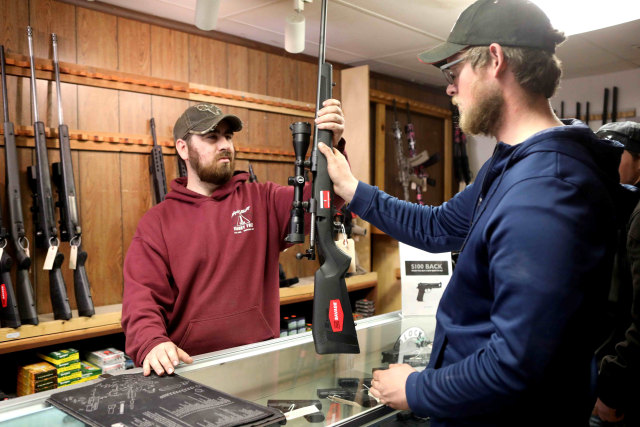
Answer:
[{"xmin": 96, "ymin": 0, "xmax": 640, "ymax": 88}]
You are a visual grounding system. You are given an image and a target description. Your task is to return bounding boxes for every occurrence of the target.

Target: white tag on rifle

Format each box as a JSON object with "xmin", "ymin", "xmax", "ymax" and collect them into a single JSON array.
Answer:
[
  {"xmin": 43, "ymin": 244, "xmax": 59, "ymax": 270},
  {"xmin": 0, "ymin": 247, "xmax": 3, "ymax": 261},
  {"xmin": 69, "ymin": 245, "xmax": 78, "ymax": 270},
  {"xmin": 335, "ymin": 233, "xmax": 357, "ymax": 273}
]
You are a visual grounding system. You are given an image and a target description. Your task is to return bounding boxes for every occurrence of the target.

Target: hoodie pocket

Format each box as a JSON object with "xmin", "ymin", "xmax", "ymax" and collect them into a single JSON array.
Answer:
[{"xmin": 178, "ymin": 306, "xmax": 274, "ymax": 356}]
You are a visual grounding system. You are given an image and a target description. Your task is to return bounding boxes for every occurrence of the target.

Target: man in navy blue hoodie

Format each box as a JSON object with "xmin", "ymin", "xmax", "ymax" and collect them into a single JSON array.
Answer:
[{"xmin": 318, "ymin": 1, "xmax": 623, "ymax": 425}]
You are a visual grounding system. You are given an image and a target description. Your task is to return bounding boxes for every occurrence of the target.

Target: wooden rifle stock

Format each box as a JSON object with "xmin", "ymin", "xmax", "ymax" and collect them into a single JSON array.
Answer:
[
  {"xmin": 26, "ymin": 27, "xmax": 71, "ymax": 320},
  {"xmin": 2, "ymin": 45, "xmax": 38, "ymax": 326},
  {"xmin": 51, "ymin": 33, "xmax": 94, "ymax": 317}
]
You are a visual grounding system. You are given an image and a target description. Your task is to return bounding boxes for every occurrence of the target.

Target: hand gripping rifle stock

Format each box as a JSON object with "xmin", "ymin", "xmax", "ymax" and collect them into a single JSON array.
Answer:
[
  {"xmin": 26, "ymin": 27, "xmax": 72, "ymax": 321},
  {"xmin": 50, "ymin": 33, "xmax": 94, "ymax": 317},
  {"xmin": 2, "ymin": 45, "xmax": 38, "ymax": 326},
  {"xmin": 285, "ymin": 0, "xmax": 359, "ymax": 354}
]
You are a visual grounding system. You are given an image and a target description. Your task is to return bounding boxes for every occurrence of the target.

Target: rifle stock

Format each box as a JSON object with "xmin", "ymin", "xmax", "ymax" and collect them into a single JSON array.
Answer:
[
  {"xmin": 26, "ymin": 26, "xmax": 72, "ymax": 320},
  {"xmin": 51, "ymin": 33, "xmax": 94, "ymax": 317},
  {"xmin": 309, "ymin": 0, "xmax": 359, "ymax": 354},
  {"xmin": 2, "ymin": 44, "xmax": 38, "ymax": 326}
]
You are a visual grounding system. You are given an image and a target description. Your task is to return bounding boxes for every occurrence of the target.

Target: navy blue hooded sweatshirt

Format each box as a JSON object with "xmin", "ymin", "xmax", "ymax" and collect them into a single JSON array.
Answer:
[{"xmin": 349, "ymin": 121, "xmax": 622, "ymax": 426}]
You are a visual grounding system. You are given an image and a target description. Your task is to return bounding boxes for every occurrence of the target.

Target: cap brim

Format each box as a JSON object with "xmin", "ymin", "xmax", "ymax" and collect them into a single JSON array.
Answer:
[
  {"xmin": 417, "ymin": 41, "xmax": 468, "ymax": 66},
  {"xmin": 189, "ymin": 114, "xmax": 243, "ymax": 135}
]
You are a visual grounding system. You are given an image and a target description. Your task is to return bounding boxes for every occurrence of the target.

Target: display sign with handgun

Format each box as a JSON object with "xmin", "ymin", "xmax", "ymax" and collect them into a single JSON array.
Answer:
[{"xmin": 399, "ymin": 243, "xmax": 452, "ymax": 316}]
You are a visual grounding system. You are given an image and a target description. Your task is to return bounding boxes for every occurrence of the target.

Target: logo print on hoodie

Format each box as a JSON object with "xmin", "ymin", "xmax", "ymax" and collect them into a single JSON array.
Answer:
[{"xmin": 232, "ymin": 206, "xmax": 254, "ymax": 234}]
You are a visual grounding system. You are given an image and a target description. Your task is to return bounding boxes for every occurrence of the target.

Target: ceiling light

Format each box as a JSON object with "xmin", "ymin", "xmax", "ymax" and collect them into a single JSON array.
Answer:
[
  {"xmin": 195, "ymin": 0, "xmax": 221, "ymax": 31},
  {"xmin": 285, "ymin": 0, "xmax": 311, "ymax": 54},
  {"xmin": 531, "ymin": 0, "xmax": 640, "ymax": 36}
]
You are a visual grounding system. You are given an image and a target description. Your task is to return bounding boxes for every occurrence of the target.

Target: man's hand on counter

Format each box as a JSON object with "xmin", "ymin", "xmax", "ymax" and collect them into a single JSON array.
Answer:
[
  {"xmin": 369, "ymin": 363, "xmax": 414, "ymax": 410},
  {"xmin": 143, "ymin": 341, "xmax": 193, "ymax": 376}
]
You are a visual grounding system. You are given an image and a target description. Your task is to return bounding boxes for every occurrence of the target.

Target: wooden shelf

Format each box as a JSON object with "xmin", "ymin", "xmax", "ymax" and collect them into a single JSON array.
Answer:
[
  {"xmin": 0, "ymin": 304, "xmax": 122, "ymax": 354},
  {"xmin": 279, "ymin": 272, "xmax": 377, "ymax": 305},
  {"xmin": 0, "ymin": 273, "xmax": 377, "ymax": 354}
]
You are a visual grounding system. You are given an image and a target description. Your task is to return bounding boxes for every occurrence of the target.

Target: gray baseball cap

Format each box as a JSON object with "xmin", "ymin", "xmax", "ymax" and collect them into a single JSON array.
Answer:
[
  {"xmin": 418, "ymin": 0, "xmax": 561, "ymax": 66},
  {"xmin": 173, "ymin": 102, "xmax": 243, "ymax": 141}
]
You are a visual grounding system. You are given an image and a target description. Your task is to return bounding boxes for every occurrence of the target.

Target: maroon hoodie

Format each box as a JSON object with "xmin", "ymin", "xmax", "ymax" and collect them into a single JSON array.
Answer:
[{"xmin": 122, "ymin": 172, "xmax": 310, "ymax": 366}]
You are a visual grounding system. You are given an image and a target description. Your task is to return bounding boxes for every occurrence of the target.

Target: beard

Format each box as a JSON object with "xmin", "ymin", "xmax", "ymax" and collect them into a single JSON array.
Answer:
[
  {"xmin": 188, "ymin": 148, "xmax": 235, "ymax": 185},
  {"xmin": 456, "ymin": 77, "xmax": 504, "ymax": 138}
]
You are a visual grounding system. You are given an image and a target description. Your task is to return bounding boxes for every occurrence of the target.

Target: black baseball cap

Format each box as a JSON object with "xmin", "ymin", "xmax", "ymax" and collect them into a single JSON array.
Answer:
[
  {"xmin": 173, "ymin": 102, "xmax": 243, "ymax": 142},
  {"xmin": 597, "ymin": 122, "xmax": 640, "ymax": 154},
  {"xmin": 418, "ymin": 0, "xmax": 561, "ymax": 65}
]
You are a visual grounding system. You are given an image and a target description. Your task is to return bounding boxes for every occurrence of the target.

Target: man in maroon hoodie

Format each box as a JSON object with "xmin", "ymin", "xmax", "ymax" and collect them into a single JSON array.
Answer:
[{"xmin": 122, "ymin": 99, "xmax": 346, "ymax": 376}]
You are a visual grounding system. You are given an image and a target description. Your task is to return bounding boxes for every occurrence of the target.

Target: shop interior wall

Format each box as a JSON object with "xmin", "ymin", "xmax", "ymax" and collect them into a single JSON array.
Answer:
[
  {"xmin": 0, "ymin": 0, "xmax": 343, "ymax": 314},
  {"xmin": 368, "ymin": 73, "xmax": 452, "ymax": 314}
]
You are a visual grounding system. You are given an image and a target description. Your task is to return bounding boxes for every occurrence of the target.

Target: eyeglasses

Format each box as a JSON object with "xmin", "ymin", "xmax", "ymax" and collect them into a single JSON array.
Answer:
[{"xmin": 440, "ymin": 57, "xmax": 465, "ymax": 85}]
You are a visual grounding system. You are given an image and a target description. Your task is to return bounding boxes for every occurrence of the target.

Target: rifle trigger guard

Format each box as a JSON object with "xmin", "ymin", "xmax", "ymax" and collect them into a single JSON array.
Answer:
[
  {"xmin": 18, "ymin": 236, "xmax": 30, "ymax": 251},
  {"xmin": 49, "ymin": 236, "xmax": 60, "ymax": 247},
  {"xmin": 70, "ymin": 235, "xmax": 81, "ymax": 247},
  {"xmin": 0, "ymin": 238, "xmax": 6, "ymax": 250}
]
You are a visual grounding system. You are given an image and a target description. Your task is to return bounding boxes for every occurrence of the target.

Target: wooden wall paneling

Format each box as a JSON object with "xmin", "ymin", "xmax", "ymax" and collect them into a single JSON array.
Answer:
[
  {"xmin": 76, "ymin": 8, "xmax": 117, "ymax": 69},
  {"xmin": 188, "ymin": 34, "xmax": 227, "ymax": 88},
  {"xmin": 2, "ymin": 75, "xmax": 28, "ymax": 129},
  {"xmin": 119, "ymin": 91, "xmax": 151, "ymax": 135},
  {"xmin": 150, "ymin": 26, "xmax": 189, "ymax": 82},
  {"xmin": 372, "ymin": 234, "xmax": 401, "ymax": 313},
  {"xmin": 297, "ymin": 61, "xmax": 316, "ymax": 105},
  {"xmin": 77, "ymin": 86, "xmax": 118, "ymax": 132},
  {"xmin": 0, "ymin": 0, "xmax": 29, "ymax": 54},
  {"xmin": 248, "ymin": 110, "xmax": 268, "ymax": 152},
  {"xmin": 227, "ymin": 44, "xmax": 249, "ymax": 92},
  {"xmin": 117, "ymin": 17, "xmax": 150, "ymax": 75},
  {"xmin": 120, "ymin": 152, "xmax": 151, "ymax": 256},
  {"xmin": 341, "ymin": 65, "xmax": 371, "ymax": 272},
  {"xmin": 79, "ymin": 151, "xmax": 123, "ymax": 306},
  {"xmin": 267, "ymin": 53, "xmax": 297, "ymax": 101},
  {"xmin": 29, "ymin": 0, "xmax": 75, "ymax": 60},
  {"xmin": 248, "ymin": 49, "xmax": 267, "ymax": 95}
]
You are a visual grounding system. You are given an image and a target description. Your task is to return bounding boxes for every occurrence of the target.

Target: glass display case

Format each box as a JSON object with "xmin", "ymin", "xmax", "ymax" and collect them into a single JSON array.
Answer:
[{"xmin": 0, "ymin": 311, "xmax": 435, "ymax": 426}]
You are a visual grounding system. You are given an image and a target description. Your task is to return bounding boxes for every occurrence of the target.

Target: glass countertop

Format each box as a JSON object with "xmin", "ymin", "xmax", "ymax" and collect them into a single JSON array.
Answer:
[{"xmin": 0, "ymin": 312, "xmax": 435, "ymax": 427}]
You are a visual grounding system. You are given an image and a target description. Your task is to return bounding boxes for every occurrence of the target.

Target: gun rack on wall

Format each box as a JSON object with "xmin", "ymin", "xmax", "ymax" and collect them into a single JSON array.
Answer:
[{"xmin": 1, "ymin": 51, "xmax": 314, "ymax": 163}]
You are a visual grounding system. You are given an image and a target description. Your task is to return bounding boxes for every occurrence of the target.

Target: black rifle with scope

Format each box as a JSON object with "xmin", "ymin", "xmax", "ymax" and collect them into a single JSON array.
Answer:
[
  {"xmin": 2, "ymin": 45, "xmax": 38, "ymax": 327},
  {"xmin": 50, "ymin": 33, "xmax": 94, "ymax": 317},
  {"xmin": 26, "ymin": 26, "xmax": 72, "ymax": 320},
  {"xmin": 284, "ymin": 0, "xmax": 359, "ymax": 354}
]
